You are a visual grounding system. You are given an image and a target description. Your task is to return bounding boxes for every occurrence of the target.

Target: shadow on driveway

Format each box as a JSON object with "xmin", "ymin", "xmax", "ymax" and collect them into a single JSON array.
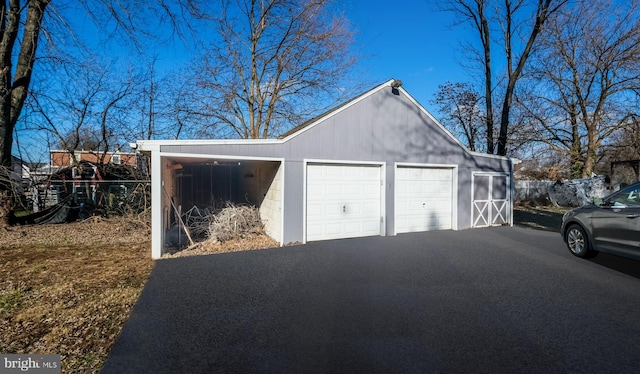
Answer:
[
  {"xmin": 102, "ymin": 227, "xmax": 640, "ymax": 374},
  {"xmin": 588, "ymin": 252, "xmax": 640, "ymax": 279},
  {"xmin": 513, "ymin": 207, "xmax": 564, "ymax": 232}
]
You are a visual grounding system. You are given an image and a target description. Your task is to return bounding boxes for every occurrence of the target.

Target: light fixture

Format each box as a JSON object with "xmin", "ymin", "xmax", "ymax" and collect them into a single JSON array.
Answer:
[{"xmin": 391, "ymin": 79, "xmax": 403, "ymax": 88}]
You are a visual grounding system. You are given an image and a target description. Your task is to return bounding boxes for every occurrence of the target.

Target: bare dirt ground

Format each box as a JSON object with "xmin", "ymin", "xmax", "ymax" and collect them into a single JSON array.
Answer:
[{"xmin": 0, "ymin": 207, "xmax": 564, "ymax": 373}]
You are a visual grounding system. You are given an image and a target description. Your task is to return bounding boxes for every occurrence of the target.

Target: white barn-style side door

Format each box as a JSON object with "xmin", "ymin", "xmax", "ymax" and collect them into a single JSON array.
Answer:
[{"xmin": 473, "ymin": 173, "xmax": 510, "ymax": 227}]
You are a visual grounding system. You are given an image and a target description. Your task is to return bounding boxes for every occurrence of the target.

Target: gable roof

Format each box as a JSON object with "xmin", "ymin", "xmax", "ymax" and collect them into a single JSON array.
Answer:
[
  {"xmin": 277, "ymin": 79, "xmax": 509, "ymax": 161},
  {"xmin": 277, "ymin": 80, "xmax": 393, "ymax": 139},
  {"xmin": 137, "ymin": 79, "xmax": 512, "ymax": 162}
]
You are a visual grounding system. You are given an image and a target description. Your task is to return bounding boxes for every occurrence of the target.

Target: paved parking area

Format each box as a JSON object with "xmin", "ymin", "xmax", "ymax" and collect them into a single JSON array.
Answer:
[{"xmin": 102, "ymin": 227, "xmax": 640, "ymax": 373}]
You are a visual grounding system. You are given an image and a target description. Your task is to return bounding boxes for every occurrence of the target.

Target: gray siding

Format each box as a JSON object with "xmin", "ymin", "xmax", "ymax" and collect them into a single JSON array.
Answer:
[
  {"xmin": 158, "ymin": 85, "xmax": 511, "ymax": 243},
  {"xmin": 282, "ymin": 160, "xmax": 304, "ymax": 244},
  {"xmin": 385, "ymin": 164, "xmax": 395, "ymax": 235}
]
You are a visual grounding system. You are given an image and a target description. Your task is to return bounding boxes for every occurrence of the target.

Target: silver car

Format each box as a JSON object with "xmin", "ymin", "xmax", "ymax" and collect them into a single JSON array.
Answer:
[{"xmin": 561, "ymin": 181, "xmax": 640, "ymax": 260}]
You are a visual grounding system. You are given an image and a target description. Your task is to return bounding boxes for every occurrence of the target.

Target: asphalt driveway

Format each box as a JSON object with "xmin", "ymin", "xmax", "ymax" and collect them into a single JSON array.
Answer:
[{"xmin": 102, "ymin": 227, "xmax": 640, "ymax": 373}]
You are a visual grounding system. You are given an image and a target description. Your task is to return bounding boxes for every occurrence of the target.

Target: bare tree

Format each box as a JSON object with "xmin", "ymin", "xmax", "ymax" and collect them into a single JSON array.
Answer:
[
  {"xmin": 1, "ymin": 0, "xmax": 175, "ymax": 168},
  {"xmin": 28, "ymin": 58, "xmax": 137, "ymax": 165},
  {"xmin": 606, "ymin": 116, "xmax": 640, "ymax": 162},
  {"xmin": 0, "ymin": 0, "xmax": 200, "ymax": 223},
  {"xmin": 130, "ymin": 63, "xmax": 203, "ymax": 141},
  {"xmin": 602, "ymin": 115, "xmax": 640, "ymax": 183},
  {"xmin": 518, "ymin": 0, "xmax": 640, "ymax": 177},
  {"xmin": 432, "ymin": 81, "xmax": 485, "ymax": 152},
  {"xmin": 442, "ymin": 0, "xmax": 566, "ymax": 155},
  {"xmin": 190, "ymin": 0, "xmax": 358, "ymax": 139},
  {"xmin": 442, "ymin": 1, "xmax": 495, "ymax": 152}
]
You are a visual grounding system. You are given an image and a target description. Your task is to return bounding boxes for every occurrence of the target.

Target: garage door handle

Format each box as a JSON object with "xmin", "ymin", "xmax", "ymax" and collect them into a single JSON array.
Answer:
[
  {"xmin": 343, "ymin": 205, "xmax": 346, "ymax": 213},
  {"xmin": 626, "ymin": 214, "xmax": 640, "ymax": 219}
]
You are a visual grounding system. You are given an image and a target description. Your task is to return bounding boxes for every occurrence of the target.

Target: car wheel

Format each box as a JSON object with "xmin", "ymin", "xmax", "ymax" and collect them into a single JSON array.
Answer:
[{"xmin": 565, "ymin": 224, "xmax": 593, "ymax": 258}]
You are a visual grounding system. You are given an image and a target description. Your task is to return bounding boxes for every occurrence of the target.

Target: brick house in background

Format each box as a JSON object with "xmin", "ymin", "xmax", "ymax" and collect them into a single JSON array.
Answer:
[
  {"xmin": 37, "ymin": 148, "xmax": 142, "ymax": 212},
  {"xmin": 50, "ymin": 149, "xmax": 137, "ymax": 168}
]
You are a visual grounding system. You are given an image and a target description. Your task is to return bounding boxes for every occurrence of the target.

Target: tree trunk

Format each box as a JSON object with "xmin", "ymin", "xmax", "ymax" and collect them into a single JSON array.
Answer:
[
  {"xmin": 0, "ymin": 0, "xmax": 50, "ymax": 224},
  {"xmin": 496, "ymin": 0, "xmax": 562, "ymax": 156},
  {"xmin": 583, "ymin": 130, "xmax": 598, "ymax": 178},
  {"xmin": 478, "ymin": 1, "xmax": 494, "ymax": 154},
  {"xmin": 497, "ymin": 85, "xmax": 513, "ymax": 156},
  {"xmin": 483, "ymin": 53, "xmax": 494, "ymax": 154}
]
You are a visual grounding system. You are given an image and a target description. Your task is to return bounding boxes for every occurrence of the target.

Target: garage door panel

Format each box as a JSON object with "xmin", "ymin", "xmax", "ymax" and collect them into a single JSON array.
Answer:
[
  {"xmin": 406, "ymin": 217, "xmax": 423, "ymax": 230},
  {"xmin": 306, "ymin": 164, "xmax": 382, "ymax": 241},
  {"xmin": 324, "ymin": 223, "xmax": 342, "ymax": 236},
  {"xmin": 307, "ymin": 184, "xmax": 323, "ymax": 196},
  {"xmin": 362, "ymin": 170, "xmax": 381, "ymax": 180},
  {"xmin": 362, "ymin": 184, "xmax": 380, "ymax": 196},
  {"xmin": 345, "ymin": 222, "xmax": 362, "ymax": 234},
  {"xmin": 325, "ymin": 168, "xmax": 342, "ymax": 178},
  {"xmin": 437, "ymin": 181, "xmax": 451, "ymax": 191},
  {"xmin": 362, "ymin": 202, "xmax": 379, "ymax": 215},
  {"xmin": 345, "ymin": 204, "xmax": 362, "ymax": 215},
  {"xmin": 361, "ymin": 222, "xmax": 380, "ymax": 235},
  {"xmin": 324, "ymin": 204, "xmax": 343, "ymax": 217},
  {"xmin": 306, "ymin": 223, "xmax": 322, "ymax": 237},
  {"xmin": 435, "ymin": 199, "xmax": 452, "ymax": 210},
  {"xmin": 396, "ymin": 167, "xmax": 453, "ymax": 234},
  {"xmin": 407, "ymin": 184, "xmax": 422, "ymax": 194},
  {"xmin": 306, "ymin": 202, "xmax": 325, "ymax": 215},
  {"xmin": 325, "ymin": 184, "xmax": 342, "ymax": 197}
]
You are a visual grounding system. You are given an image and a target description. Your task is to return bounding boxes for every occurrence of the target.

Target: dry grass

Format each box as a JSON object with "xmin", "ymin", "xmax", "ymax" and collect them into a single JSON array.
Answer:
[{"xmin": 0, "ymin": 218, "xmax": 154, "ymax": 373}]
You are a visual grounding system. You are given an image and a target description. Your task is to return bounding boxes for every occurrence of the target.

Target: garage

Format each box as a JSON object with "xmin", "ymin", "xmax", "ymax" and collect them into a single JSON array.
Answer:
[
  {"xmin": 395, "ymin": 165, "xmax": 455, "ymax": 233},
  {"xmin": 137, "ymin": 80, "xmax": 514, "ymax": 258},
  {"xmin": 306, "ymin": 163, "xmax": 384, "ymax": 241}
]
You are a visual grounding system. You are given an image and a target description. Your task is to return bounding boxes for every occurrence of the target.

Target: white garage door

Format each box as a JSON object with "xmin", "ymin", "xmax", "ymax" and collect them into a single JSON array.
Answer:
[
  {"xmin": 395, "ymin": 167, "xmax": 453, "ymax": 233},
  {"xmin": 306, "ymin": 163, "xmax": 382, "ymax": 241}
]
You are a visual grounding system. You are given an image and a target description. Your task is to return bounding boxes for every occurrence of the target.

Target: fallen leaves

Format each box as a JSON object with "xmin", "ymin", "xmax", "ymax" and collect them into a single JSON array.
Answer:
[{"xmin": 0, "ymin": 220, "xmax": 153, "ymax": 373}]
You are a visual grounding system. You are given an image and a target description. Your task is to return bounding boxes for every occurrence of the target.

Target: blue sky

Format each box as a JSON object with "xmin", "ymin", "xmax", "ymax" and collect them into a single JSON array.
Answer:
[
  {"xmin": 74, "ymin": 0, "xmax": 473, "ymax": 110},
  {"xmin": 147, "ymin": 0, "xmax": 473, "ymax": 110},
  {"xmin": 345, "ymin": 0, "xmax": 473, "ymax": 107}
]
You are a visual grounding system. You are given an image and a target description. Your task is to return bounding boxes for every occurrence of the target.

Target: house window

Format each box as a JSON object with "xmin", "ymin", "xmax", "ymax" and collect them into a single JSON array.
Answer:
[{"xmin": 111, "ymin": 154, "xmax": 121, "ymax": 165}]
